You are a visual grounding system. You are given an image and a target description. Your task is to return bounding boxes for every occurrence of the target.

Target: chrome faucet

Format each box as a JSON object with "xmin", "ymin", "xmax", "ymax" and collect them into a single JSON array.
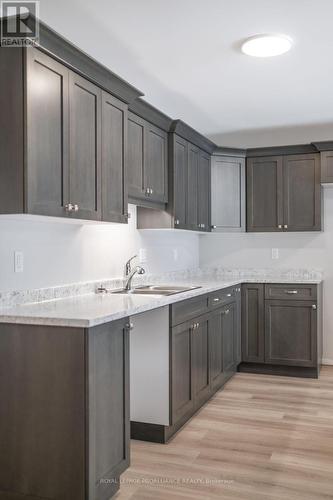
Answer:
[
  {"xmin": 125, "ymin": 255, "xmax": 138, "ymax": 277},
  {"xmin": 124, "ymin": 265, "xmax": 145, "ymax": 291}
]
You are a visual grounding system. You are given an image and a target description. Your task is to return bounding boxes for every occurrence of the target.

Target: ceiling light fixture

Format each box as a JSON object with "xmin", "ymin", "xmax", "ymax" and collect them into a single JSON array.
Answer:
[{"xmin": 241, "ymin": 34, "xmax": 293, "ymax": 57}]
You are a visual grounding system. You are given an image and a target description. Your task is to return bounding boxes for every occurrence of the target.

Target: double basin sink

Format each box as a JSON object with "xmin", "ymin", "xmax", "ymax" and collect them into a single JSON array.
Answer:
[{"xmin": 98, "ymin": 285, "xmax": 201, "ymax": 296}]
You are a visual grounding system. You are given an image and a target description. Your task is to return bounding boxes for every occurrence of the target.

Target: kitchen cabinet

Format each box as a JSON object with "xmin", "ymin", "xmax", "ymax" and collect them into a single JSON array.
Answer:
[
  {"xmin": 320, "ymin": 151, "xmax": 333, "ymax": 183},
  {"xmin": 198, "ymin": 150, "xmax": 211, "ymax": 232},
  {"xmin": 265, "ymin": 300, "xmax": 317, "ymax": 367},
  {"xmin": 0, "ymin": 47, "xmax": 129, "ymax": 223},
  {"xmin": 0, "ymin": 318, "xmax": 130, "ymax": 500},
  {"xmin": 242, "ymin": 284, "xmax": 265, "ymax": 363},
  {"xmin": 127, "ymin": 112, "xmax": 168, "ymax": 206},
  {"xmin": 211, "ymin": 155, "xmax": 246, "ymax": 232},
  {"xmin": 137, "ymin": 125, "xmax": 213, "ymax": 232},
  {"xmin": 171, "ymin": 315, "xmax": 210, "ymax": 424},
  {"xmin": 101, "ymin": 91, "xmax": 128, "ymax": 223},
  {"xmin": 240, "ymin": 283, "xmax": 322, "ymax": 376},
  {"xmin": 69, "ymin": 72, "xmax": 102, "ymax": 220},
  {"xmin": 247, "ymin": 154, "xmax": 321, "ymax": 232}
]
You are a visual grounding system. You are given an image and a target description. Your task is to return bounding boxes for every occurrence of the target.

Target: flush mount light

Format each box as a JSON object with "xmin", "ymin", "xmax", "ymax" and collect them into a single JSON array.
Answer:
[{"xmin": 241, "ymin": 34, "xmax": 293, "ymax": 57}]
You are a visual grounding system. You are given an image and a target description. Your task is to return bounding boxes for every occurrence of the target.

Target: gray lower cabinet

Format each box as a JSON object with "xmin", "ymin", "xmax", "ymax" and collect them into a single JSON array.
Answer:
[
  {"xmin": 211, "ymin": 155, "xmax": 246, "ymax": 232},
  {"xmin": 247, "ymin": 154, "xmax": 321, "ymax": 232},
  {"xmin": 265, "ymin": 300, "xmax": 317, "ymax": 367},
  {"xmin": 0, "ymin": 318, "xmax": 130, "ymax": 500},
  {"xmin": 127, "ymin": 111, "xmax": 168, "ymax": 206},
  {"xmin": 171, "ymin": 315, "xmax": 210, "ymax": 424},
  {"xmin": 1, "ymin": 47, "xmax": 129, "ymax": 223},
  {"xmin": 241, "ymin": 283, "xmax": 321, "ymax": 376},
  {"xmin": 242, "ymin": 284, "xmax": 265, "ymax": 363}
]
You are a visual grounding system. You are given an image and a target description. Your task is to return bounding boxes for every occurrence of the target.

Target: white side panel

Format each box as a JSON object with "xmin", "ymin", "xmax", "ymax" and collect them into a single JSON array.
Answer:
[{"xmin": 130, "ymin": 306, "xmax": 169, "ymax": 425}]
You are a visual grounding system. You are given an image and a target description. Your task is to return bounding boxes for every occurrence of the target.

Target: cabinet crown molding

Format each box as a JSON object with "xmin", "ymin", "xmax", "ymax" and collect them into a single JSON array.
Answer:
[
  {"xmin": 170, "ymin": 120, "xmax": 216, "ymax": 154},
  {"xmin": 21, "ymin": 14, "xmax": 143, "ymax": 104},
  {"xmin": 246, "ymin": 144, "xmax": 318, "ymax": 157},
  {"xmin": 129, "ymin": 98, "xmax": 173, "ymax": 132}
]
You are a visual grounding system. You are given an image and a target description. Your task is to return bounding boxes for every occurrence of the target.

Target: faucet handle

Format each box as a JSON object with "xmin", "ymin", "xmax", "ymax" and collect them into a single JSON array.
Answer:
[{"xmin": 125, "ymin": 255, "xmax": 138, "ymax": 276}]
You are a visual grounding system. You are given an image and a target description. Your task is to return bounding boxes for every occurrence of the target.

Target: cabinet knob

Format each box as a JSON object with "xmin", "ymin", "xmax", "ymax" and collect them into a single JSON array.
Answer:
[
  {"xmin": 278, "ymin": 224, "xmax": 282, "ymax": 229},
  {"xmin": 145, "ymin": 188, "xmax": 150, "ymax": 196},
  {"xmin": 73, "ymin": 204, "xmax": 79, "ymax": 212},
  {"xmin": 211, "ymin": 225, "xmax": 217, "ymax": 229},
  {"xmin": 150, "ymin": 188, "xmax": 153, "ymax": 195},
  {"xmin": 125, "ymin": 322, "xmax": 134, "ymax": 330},
  {"xmin": 175, "ymin": 219, "xmax": 180, "ymax": 226},
  {"xmin": 312, "ymin": 304, "xmax": 317, "ymax": 310},
  {"xmin": 65, "ymin": 203, "xmax": 74, "ymax": 212},
  {"xmin": 284, "ymin": 224, "xmax": 288, "ymax": 229}
]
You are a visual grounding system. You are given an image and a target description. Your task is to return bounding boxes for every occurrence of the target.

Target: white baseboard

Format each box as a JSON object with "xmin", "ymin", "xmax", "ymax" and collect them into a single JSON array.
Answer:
[{"xmin": 322, "ymin": 358, "xmax": 333, "ymax": 366}]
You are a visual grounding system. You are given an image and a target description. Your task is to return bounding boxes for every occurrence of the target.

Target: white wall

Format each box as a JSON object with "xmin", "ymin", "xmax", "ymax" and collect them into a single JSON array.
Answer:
[
  {"xmin": 0, "ymin": 205, "xmax": 199, "ymax": 293},
  {"xmin": 199, "ymin": 187, "xmax": 333, "ymax": 363}
]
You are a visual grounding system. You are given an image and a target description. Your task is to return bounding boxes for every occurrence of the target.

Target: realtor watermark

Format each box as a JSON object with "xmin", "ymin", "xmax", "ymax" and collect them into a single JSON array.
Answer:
[{"xmin": 1, "ymin": 1, "xmax": 39, "ymax": 46}]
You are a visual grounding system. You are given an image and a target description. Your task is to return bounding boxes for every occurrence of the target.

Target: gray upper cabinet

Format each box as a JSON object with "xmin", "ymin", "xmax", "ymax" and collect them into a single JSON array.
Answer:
[
  {"xmin": 101, "ymin": 92, "xmax": 128, "ymax": 223},
  {"xmin": 283, "ymin": 154, "xmax": 321, "ymax": 231},
  {"xmin": 1, "ymin": 47, "xmax": 129, "ymax": 223},
  {"xmin": 321, "ymin": 151, "xmax": 333, "ymax": 183},
  {"xmin": 171, "ymin": 134, "xmax": 188, "ymax": 229},
  {"xmin": 25, "ymin": 49, "xmax": 70, "ymax": 217},
  {"xmin": 69, "ymin": 72, "xmax": 102, "ymax": 220},
  {"xmin": 198, "ymin": 150, "xmax": 211, "ymax": 232},
  {"xmin": 211, "ymin": 155, "xmax": 245, "ymax": 232},
  {"xmin": 145, "ymin": 123, "xmax": 168, "ymax": 203},
  {"xmin": 127, "ymin": 112, "xmax": 168, "ymax": 206},
  {"xmin": 247, "ymin": 154, "xmax": 321, "ymax": 232},
  {"xmin": 187, "ymin": 143, "xmax": 200, "ymax": 230},
  {"xmin": 247, "ymin": 156, "xmax": 283, "ymax": 232}
]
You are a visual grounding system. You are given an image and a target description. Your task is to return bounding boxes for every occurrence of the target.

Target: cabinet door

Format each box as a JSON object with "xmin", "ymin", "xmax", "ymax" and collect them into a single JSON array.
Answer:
[
  {"xmin": 198, "ymin": 150, "xmax": 211, "ymax": 232},
  {"xmin": 171, "ymin": 321, "xmax": 194, "ymax": 424},
  {"xmin": 283, "ymin": 154, "xmax": 321, "ymax": 231},
  {"xmin": 101, "ymin": 91, "xmax": 128, "ymax": 223},
  {"xmin": 247, "ymin": 156, "xmax": 283, "ymax": 232},
  {"xmin": 171, "ymin": 134, "xmax": 188, "ymax": 229},
  {"xmin": 242, "ymin": 284, "xmax": 265, "ymax": 363},
  {"xmin": 222, "ymin": 302, "xmax": 237, "ymax": 379},
  {"xmin": 127, "ymin": 112, "xmax": 145, "ymax": 200},
  {"xmin": 235, "ymin": 287, "xmax": 242, "ymax": 366},
  {"xmin": 187, "ymin": 143, "xmax": 199, "ymax": 230},
  {"xmin": 321, "ymin": 151, "xmax": 333, "ymax": 183},
  {"xmin": 69, "ymin": 72, "xmax": 102, "ymax": 220},
  {"xmin": 88, "ymin": 319, "xmax": 130, "ymax": 500},
  {"xmin": 192, "ymin": 319, "xmax": 210, "ymax": 406},
  {"xmin": 145, "ymin": 123, "xmax": 168, "ymax": 203},
  {"xmin": 265, "ymin": 300, "xmax": 317, "ymax": 367},
  {"xmin": 211, "ymin": 156, "xmax": 245, "ymax": 232},
  {"xmin": 209, "ymin": 309, "xmax": 224, "ymax": 391},
  {"xmin": 26, "ymin": 49, "xmax": 69, "ymax": 216}
]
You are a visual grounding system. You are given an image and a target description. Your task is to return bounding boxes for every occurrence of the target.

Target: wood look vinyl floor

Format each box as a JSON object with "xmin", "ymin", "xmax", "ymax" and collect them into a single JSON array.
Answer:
[{"xmin": 115, "ymin": 367, "xmax": 333, "ymax": 500}]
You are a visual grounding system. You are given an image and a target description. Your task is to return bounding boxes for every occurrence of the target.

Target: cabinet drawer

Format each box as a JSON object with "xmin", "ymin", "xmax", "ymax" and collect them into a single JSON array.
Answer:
[
  {"xmin": 171, "ymin": 294, "xmax": 209, "ymax": 326},
  {"xmin": 265, "ymin": 284, "xmax": 317, "ymax": 301},
  {"xmin": 208, "ymin": 286, "xmax": 240, "ymax": 309}
]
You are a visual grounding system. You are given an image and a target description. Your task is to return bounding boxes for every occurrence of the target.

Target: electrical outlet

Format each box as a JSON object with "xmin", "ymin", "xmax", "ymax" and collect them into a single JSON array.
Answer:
[
  {"xmin": 138, "ymin": 248, "xmax": 147, "ymax": 263},
  {"xmin": 271, "ymin": 248, "xmax": 279, "ymax": 260},
  {"xmin": 14, "ymin": 251, "xmax": 24, "ymax": 272}
]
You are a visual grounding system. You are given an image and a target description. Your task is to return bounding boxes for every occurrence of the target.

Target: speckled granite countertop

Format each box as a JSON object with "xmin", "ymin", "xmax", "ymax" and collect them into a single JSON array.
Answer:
[{"xmin": 0, "ymin": 275, "xmax": 322, "ymax": 328}]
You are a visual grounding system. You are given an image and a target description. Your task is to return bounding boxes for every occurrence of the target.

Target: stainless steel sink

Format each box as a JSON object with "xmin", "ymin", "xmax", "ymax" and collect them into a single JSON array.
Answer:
[{"xmin": 97, "ymin": 285, "xmax": 202, "ymax": 296}]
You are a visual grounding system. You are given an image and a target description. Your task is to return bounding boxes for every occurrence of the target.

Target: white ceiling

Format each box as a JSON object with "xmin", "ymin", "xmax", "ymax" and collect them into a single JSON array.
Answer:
[{"xmin": 39, "ymin": 0, "xmax": 333, "ymax": 147}]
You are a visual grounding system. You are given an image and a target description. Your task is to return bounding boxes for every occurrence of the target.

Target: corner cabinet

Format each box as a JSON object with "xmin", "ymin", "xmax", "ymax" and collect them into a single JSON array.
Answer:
[
  {"xmin": 247, "ymin": 154, "xmax": 321, "ymax": 232},
  {"xmin": 211, "ymin": 154, "xmax": 246, "ymax": 232},
  {"xmin": 0, "ymin": 47, "xmax": 128, "ymax": 223},
  {"xmin": 0, "ymin": 318, "xmax": 131, "ymax": 500},
  {"xmin": 240, "ymin": 283, "xmax": 322, "ymax": 377},
  {"xmin": 127, "ymin": 111, "xmax": 168, "ymax": 206}
]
